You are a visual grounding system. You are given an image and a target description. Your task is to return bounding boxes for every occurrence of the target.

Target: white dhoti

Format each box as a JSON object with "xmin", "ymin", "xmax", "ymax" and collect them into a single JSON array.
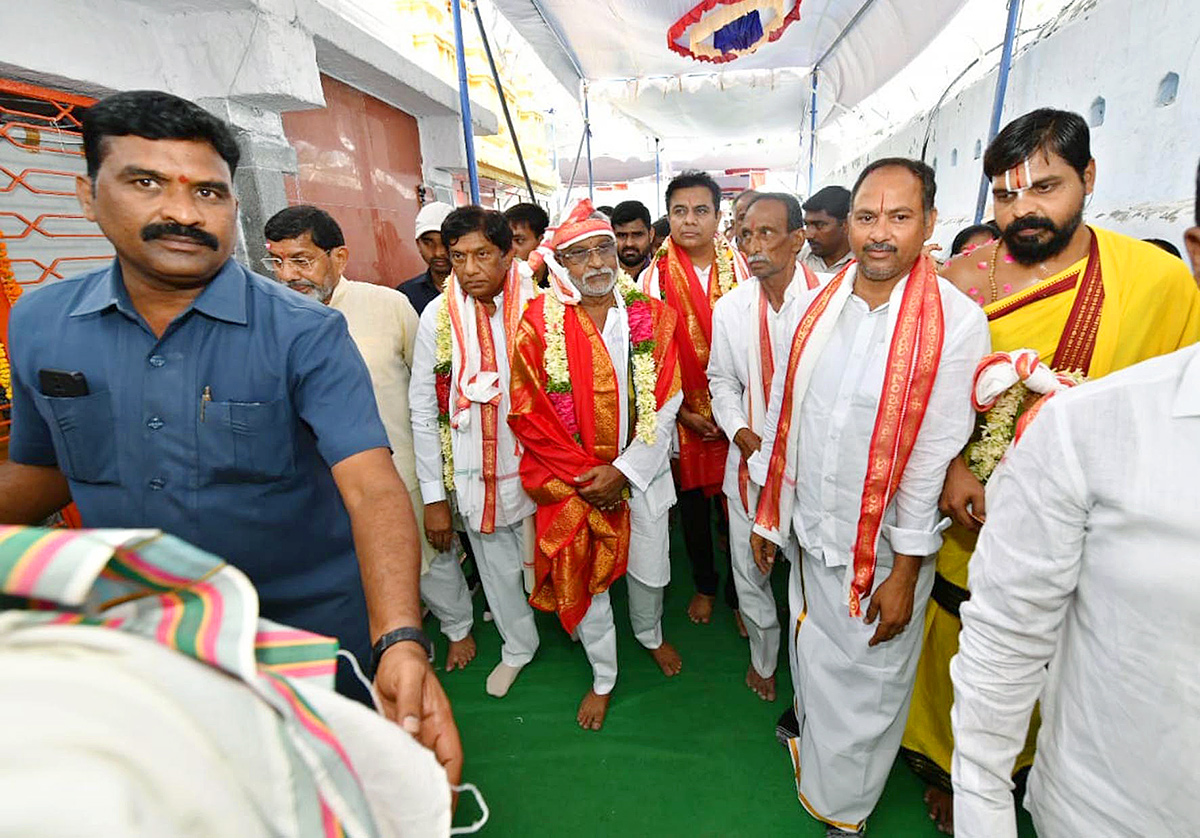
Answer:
[
  {"xmin": 419, "ymin": 548, "xmax": 473, "ymax": 644},
  {"xmin": 626, "ymin": 491, "xmax": 670, "ymax": 650},
  {"xmin": 728, "ymin": 497, "xmax": 781, "ymax": 678},
  {"xmin": 575, "ymin": 591, "xmax": 618, "ymax": 695},
  {"xmin": 785, "ymin": 548, "xmax": 934, "ymax": 831},
  {"xmin": 466, "ymin": 521, "xmax": 539, "ymax": 668}
]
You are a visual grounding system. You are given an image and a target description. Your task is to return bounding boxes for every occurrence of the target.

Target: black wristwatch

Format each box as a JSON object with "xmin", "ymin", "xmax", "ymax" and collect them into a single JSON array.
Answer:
[{"xmin": 370, "ymin": 626, "xmax": 434, "ymax": 677}]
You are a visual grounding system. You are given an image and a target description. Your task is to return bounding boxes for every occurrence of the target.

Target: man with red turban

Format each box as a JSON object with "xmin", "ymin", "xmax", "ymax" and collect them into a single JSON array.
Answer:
[{"xmin": 508, "ymin": 200, "xmax": 682, "ymax": 731}]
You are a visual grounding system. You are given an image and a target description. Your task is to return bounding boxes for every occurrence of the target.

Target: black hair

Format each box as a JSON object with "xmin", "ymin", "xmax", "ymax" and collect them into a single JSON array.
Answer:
[
  {"xmin": 950, "ymin": 222, "xmax": 1001, "ymax": 256},
  {"xmin": 264, "ymin": 205, "xmax": 346, "ymax": 250},
  {"xmin": 443, "ymin": 205, "xmax": 513, "ymax": 252},
  {"xmin": 983, "ymin": 108, "xmax": 1091, "ymax": 180},
  {"xmin": 503, "ymin": 202, "xmax": 550, "ymax": 237},
  {"xmin": 666, "ymin": 170, "xmax": 721, "ymax": 212},
  {"xmin": 733, "ymin": 189, "xmax": 760, "ymax": 210},
  {"xmin": 802, "ymin": 185, "xmax": 851, "ymax": 221},
  {"xmin": 1143, "ymin": 238, "xmax": 1182, "ymax": 259},
  {"xmin": 745, "ymin": 192, "xmax": 805, "ymax": 232},
  {"xmin": 82, "ymin": 90, "xmax": 241, "ymax": 180},
  {"xmin": 611, "ymin": 200, "xmax": 652, "ymax": 229},
  {"xmin": 596, "ymin": 205, "xmax": 615, "ymax": 217},
  {"xmin": 851, "ymin": 157, "xmax": 937, "ymax": 215},
  {"xmin": 652, "ymin": 216, "xmax": 670, "ymax": 238},
  {"xmin": 1195, "ymin": 159, "xmax": 1200, "ymax": 226}
]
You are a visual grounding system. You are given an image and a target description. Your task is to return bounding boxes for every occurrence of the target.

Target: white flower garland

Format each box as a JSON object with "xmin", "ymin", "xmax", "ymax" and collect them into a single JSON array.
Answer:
[
  {"xmin": 966, "ymin": 368, "xmax": 1086, "ymax": 483},
  {"xmin": 433, "ymin": 297, "xmax": 455, "ymax": 492},
  {"xmin": 543, "ymin": 271, "xmax": 660, "ymax": 445}
]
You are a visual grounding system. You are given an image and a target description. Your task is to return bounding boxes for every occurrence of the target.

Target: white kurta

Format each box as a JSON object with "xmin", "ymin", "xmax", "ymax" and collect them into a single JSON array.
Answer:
[
  {"xmin": 329, "ymin": 279, "xmax": 459, "ymax": 584},
  {"xmin": 951, "ymin": 345, "xmax": 1200, "ymax": 838},
  {"xmin": 749, "ymin": 270, "xmax": 989, "ymax": 828},
  {"xmin": 708, "ymin": 276, "xmax": 801, "ymax": 679},
  {"xmin": 410, "ymin": 290, "xmax": 536, "ymax": 528}
]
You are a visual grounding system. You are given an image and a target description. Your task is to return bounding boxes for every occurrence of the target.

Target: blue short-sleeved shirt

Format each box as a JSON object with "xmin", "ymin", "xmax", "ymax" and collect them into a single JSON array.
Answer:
[{"xmin": 7, "ymin": 258, "xmax": 390, "ymax": 660}]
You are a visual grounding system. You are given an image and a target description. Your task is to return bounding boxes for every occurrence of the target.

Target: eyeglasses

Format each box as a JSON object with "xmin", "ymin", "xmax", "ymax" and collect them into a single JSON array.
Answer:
[
  {"xmin": 558, "ymin": 240, "xmax": 617, "ymax": 267},
  {"xmin": 260, "ymin": 252, "xmax": 328, "ymax": 273}
]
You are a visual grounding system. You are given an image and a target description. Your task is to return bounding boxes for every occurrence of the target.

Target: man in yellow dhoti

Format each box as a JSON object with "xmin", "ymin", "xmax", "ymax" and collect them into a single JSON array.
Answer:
[{"xmin": 902, "ymin": 108, "xmax": 1200, "ymax": 833}]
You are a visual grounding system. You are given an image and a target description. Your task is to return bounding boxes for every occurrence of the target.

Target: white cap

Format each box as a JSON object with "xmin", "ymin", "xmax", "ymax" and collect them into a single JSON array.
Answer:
[{"xmin": 414, "ymin": 201, "xmax": 454, "ymax": 239}]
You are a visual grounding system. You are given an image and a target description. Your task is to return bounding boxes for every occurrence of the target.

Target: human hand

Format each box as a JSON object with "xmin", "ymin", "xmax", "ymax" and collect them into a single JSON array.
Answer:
[
  {"xmin": 750, "ymin": 531, "xmax": 777, "ymax": 575},
  {"xmin": 679, "ymin": 406, "xmax": 723, "ymax": 441},
  {"xmin": 374, "ymin": 641, "xmax": 464, "ymax": 788},
  {"xmin": 574, "ymin": 464, "xmax": 628, "ymax": 509},
  {"xmin": 864, "ymin": 556, "xmax": 920, "ymax": 646},
  {"xmin": 424, "ymin": 501, "xmax": 455, "ymax": 553},
  {"xmin": 939, "ymin": 455, "xmax": 986, "ymax": 532},
  {"xmin": 733, "ymin": 427, "xmax": 762, "ymax": 461}
]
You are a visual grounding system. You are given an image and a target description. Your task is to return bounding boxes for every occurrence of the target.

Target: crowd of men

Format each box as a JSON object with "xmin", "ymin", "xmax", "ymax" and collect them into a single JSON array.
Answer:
[{"xmin": 2, "ymin": 89, "xmax": 1199, "ymax": 838}]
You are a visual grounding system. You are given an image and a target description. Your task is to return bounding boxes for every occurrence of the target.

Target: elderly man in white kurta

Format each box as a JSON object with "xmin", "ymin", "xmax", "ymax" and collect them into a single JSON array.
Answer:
[
  {"xmin": 950, "ymin": 343, "xmax": 1200, "ymax": 838},
  {"xmin": 410, "ymin": 206, "xmax": 541, "ymax": 698},
  {"xmin": 749, "ymin": 160, "xmax": 989, "ymax": 837},
  {"xmin": 508, "ymin": 198, "xmax": 684, "ymax": 731},
  {"xmin": 708, "ymin": 193, "xmax": 810, "ymax": 703},
  {"xmin": 262, "ymin": 205, "xmax": 476, "ymax": 671}
]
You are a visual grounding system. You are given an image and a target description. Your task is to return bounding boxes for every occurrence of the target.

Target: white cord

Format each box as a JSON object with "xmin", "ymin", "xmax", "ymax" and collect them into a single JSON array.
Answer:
[
  {"xmin": 449, "ymin": 783, "xmax": 490, "ymax": 835},
  {"xmin": 336, "ymin": 649, "xmax": 382, "ymax": 713},
  {"xmin": 337, "ymin": 651, "xmax": 489, "ymax": 834}
]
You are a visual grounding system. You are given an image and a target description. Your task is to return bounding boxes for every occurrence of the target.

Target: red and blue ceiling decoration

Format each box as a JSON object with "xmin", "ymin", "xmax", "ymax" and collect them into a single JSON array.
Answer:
[{"xmin": 667, "ymin": 0, "xmax": 802, "ymax": 64}]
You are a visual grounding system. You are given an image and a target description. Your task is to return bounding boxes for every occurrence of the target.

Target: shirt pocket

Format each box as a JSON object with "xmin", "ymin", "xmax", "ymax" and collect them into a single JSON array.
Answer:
[
  {"xmin": 197, "ymin": 398, "xmax": 295, "ymax": 484},
  {"xmin": 42, "ymin": 391, "xmax": 119, "ymax": 485}
]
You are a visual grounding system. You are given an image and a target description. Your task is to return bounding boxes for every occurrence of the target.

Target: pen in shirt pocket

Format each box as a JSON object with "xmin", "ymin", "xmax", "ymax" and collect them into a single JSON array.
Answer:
[{"xmin": 200, "ymin": 385, "xmax": 212, "ymax": 421}]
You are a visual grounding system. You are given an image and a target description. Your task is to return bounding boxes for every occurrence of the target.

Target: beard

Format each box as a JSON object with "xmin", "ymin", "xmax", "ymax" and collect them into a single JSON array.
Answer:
[
  {"xmin": 287, "ymin": 278, "xmax": 335, "ymax": 304},
  {"xmin": 1002, "ymin": 208, "xmax": 1083, "ymax": 265},
  {"xmin": 618, "ymin": 248, "xmax": 646, "ymax": 269},
  {"xmin": 573, "ymin": 266, "xmax": 617, "ymax": 298}
]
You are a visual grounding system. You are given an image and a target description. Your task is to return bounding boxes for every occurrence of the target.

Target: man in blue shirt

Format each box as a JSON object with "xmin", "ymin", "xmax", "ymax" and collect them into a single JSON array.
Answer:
[{"xmin": 0, "ymin": 90, "xmax": 460, "ymax": 779}]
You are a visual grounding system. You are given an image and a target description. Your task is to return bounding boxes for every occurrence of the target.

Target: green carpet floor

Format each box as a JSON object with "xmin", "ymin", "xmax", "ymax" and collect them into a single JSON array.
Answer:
[{"xmin": 432, "ymin": 519, "xmax": 1038, "ymax": 837}]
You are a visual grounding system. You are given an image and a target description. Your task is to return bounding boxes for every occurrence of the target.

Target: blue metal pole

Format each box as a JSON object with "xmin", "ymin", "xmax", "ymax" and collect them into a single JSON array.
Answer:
[
  {"xmin": 808, "ymin": 71, "xmax": 818, "ymax": 196},
  {"xmin": 655, "ymin": 138, "xmax": 661, "ymax": 216},
  {"xmin": 975, "ymin": 0, "xmax": 1022, "ymax": 222},
  {"xmin": 451, "ymin": 0, "xmax": 480, "ymax": 203},
  {"xmin": 584, "ymin": 84, "xmax": 594, "ymax": 201}
]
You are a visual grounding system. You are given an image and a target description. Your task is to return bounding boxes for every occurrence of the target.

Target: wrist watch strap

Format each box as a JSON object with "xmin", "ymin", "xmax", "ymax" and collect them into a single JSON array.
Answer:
[{"xmin": 370, "ymin": 626, "xmax": 433, "ymax": 677}]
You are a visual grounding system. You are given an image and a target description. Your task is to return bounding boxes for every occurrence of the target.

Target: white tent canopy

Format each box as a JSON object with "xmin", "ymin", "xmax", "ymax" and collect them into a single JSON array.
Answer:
[{"xmin": 490, "ymin": 0, "xmax": 972, "ymax": 181}]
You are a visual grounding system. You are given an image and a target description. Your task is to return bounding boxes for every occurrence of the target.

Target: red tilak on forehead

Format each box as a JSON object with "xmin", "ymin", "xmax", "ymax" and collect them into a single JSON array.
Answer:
[
  {"xmin": 265, "ymin": 241, "xmax": 274, "ymax": 251},
  {"xmin": 178, "ymin": 175, "xmax": 190, "ymax": 184}
]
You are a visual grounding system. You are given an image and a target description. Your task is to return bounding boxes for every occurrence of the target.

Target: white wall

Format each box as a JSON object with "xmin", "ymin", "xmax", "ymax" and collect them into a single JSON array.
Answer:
[{"xmin": 813, "ymin": 0, "xmax": 1200, "ymax": 252}]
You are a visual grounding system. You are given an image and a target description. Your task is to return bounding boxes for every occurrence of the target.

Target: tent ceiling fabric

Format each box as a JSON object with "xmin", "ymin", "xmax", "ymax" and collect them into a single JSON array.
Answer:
[{"xmin": 491, "ymin": 0, "xmax": 971, "ymax": 144}]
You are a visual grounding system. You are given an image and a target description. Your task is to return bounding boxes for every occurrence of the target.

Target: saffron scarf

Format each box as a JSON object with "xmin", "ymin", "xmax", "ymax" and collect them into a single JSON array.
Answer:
[
  {"xmin": 508, "ymin": 295, "xmax": 680, "ymax": 632},
  {"xmin": 443, "ymin": 259, "xmax": 536, "ymax": 533}
]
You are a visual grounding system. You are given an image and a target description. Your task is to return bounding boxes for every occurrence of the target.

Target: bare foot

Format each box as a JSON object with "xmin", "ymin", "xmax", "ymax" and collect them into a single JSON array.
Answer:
[
  {"xmin": 687, "ymin": 593, "xmax": 715, "ymax": 624},
  {"xmin": 745, "ymin": 665, "xmax": 776, "ymax": 701},
  {"xmin": 577, "ymin": 690, "xmax": 611, "ymax": 731},
  {"xmin": 924, "ymin": 786, "xmax": 954, "ymax": 834},
  {"xmin": 445, "ymin": 635, "xmax": 476, "ymax": 671},
  {"xmin": 649, "ymin": 641, "xmax": 683, "ymax": 677},
  {"xmin": 734, "ymin": 609, "xmax": 748, "ymax": 638}
]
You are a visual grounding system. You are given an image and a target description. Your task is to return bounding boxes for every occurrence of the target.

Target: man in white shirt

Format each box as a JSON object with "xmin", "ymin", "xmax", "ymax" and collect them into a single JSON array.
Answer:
[
  {"xmin": 410, "ymin": 206, "xmax": 541, "ymax": 698},
  {"xmin": 750, "ymin": 159, "xmax": 990, "ymax": 836},
  {"xmin": 263, "ymin": 205, "xmax": 477, "ymax": 672},
  {"xmin": 509, "ymin": 199, "xmax": 684, "ymax": 730},
  {"xmin": 708, "ymin": 192, "xmax": 808, "ymax": 703},
  {"xmin": 798, "ymin": 186, "xmax": 854, "ymax": 277},
  {"xmin": 642, "ymin": 172, "xmax": 752, "ymax": 629},
  {"xmin": 950, "ymin": 219, "xmax": 1200, "ymax": 836}
]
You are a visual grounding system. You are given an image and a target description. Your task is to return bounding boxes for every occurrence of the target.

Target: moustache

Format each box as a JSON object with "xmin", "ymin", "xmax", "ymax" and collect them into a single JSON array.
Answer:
[
  {"xmin": 1004, "ymin": 216, "xmax": 1058, "ymax": 236},
  {"xmin": 583, "ymin": 267, "xmax": 615, "ymax": 282},
  {"xmin": 748, "ymin": 254, "xmax": 771, "ymax": 265},
  {"xmin": 141, "ymin": 222, "xmax": 220, "ymax": 250},
  {"xmin": 863, "ymin": 243, "xmax": 898, "ymax": 253}
]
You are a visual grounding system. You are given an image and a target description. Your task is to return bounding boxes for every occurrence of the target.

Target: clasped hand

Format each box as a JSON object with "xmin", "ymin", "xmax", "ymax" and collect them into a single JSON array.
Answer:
[{"xmin": 575, "ymin": 464, "xmax": 627, "ymax": 509}]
